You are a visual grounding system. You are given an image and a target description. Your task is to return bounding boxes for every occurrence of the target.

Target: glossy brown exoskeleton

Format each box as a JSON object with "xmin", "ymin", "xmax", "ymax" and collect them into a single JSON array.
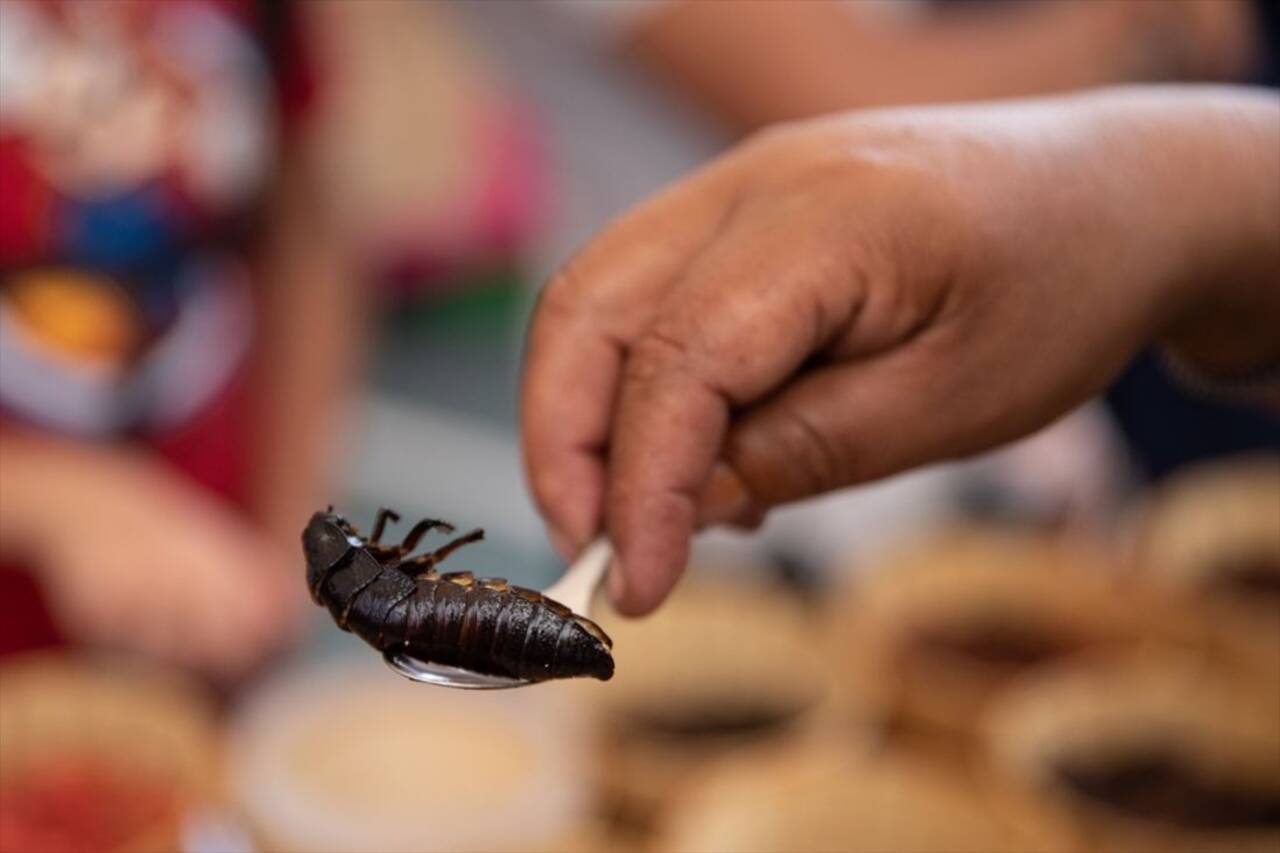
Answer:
[{"xmin": 304, "ymin": 508, "xmax": 614, "ymax": 682}]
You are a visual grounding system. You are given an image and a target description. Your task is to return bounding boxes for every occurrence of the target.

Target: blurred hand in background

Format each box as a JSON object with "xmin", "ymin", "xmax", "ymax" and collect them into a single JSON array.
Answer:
[
  {"xmin": 522, "ymin": 86, "xmax": 1280, "ymax": 615},
  {"xmin": 618, "ymin": 0, "xmax": 1256, "ymax": 131},
  {"xmin": 0, "ymin": 436, "xmax": 299, "ymax": 679},
  {"xmin": 0, "ymin": 0, "xmax": 537, "ymax": 677},
  {"xmin": 0, "ymin": 0, "xmax": 367, "ymax": 677}
]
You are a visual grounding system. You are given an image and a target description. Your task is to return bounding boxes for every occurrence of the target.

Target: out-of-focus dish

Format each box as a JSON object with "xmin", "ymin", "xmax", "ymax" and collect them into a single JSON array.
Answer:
[
  {"xmin": 0, "ymin": 653, "xmax": 218, "ymax": 853},
  {"xmin": 983, "ymin": 653, "xmax": 1280, "ymax": 853},
  {"xmin": 654, "ymin": 737, "xmax": 1070, "ymax": 853},
  {"xmin": 1132, "ymin": 456, "xmax": 1280, "ymax": 626},
  {"xmin": 588, "ymin": 577, "xmax": 827, "ymax": 837},
  {"xmin": 227, "ymin": 657, "xmax": 592, "ymax": 852},
  {"xmin": 827, "ymin": 529, "xmax": 1151, "ymax": 741}
]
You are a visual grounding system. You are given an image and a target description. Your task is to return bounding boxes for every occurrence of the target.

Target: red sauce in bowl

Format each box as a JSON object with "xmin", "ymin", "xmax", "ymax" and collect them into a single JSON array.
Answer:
[{"xmin": 0, "ymin": 755, "xmax": 180, "ymax": 853}]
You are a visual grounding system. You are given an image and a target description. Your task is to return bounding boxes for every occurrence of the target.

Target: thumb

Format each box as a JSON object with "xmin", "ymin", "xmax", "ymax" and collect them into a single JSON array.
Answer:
[{"xmin": 712, "ymin": 348, "xmax": 997, "ymax": 515}]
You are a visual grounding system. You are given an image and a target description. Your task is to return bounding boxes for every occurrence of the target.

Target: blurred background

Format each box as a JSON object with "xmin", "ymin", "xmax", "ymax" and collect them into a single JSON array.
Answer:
[{"xmin": 0, "ymin": 1, "xmax": 1276, "ymax": 851}]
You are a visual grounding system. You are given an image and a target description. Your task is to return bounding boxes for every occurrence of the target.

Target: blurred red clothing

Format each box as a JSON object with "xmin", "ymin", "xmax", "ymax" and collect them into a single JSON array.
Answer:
[{"xmin": 0, "ymin": 0, "xmax": 312, "ymax": 655}]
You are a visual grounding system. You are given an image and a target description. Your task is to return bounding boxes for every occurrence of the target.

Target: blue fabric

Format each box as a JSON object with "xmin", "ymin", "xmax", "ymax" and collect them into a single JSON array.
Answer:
[
  {"xmin": 1105, "ymin": 353, "xmax": 1279, "ymax": 482},
  {"xmin": 57, "ymin": 184, "xmax": 182, "ymax": 274},
  {"xmin": 1254, "ymin": 0, "xmax": 1279, "ymax": 86}
]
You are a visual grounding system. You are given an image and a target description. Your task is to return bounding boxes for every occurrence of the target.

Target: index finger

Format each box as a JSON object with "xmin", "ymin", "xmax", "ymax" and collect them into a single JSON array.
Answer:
[
  {"xmin": 520, "ymin": 166, "xmax": 740, "ymax": 557},
  {"xmin": 605, "ymin": 213, "xmax": 864, "ymax": 614}
]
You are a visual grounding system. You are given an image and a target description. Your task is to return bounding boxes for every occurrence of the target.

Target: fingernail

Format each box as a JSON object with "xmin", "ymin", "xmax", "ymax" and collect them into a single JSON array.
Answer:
[
  {"xmin": 606, "ymin": 557, "xmax": 627, "ymax": 607},
  {"xmin": 697, "ymin": 462, "xmax": 752, "ymax": 526}
]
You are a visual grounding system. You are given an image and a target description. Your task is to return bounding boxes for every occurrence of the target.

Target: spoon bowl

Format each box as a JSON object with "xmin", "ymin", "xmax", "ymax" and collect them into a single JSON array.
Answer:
[{"xmin": 385, "ymin": 538, "xmax": 614, "ymax": 689}]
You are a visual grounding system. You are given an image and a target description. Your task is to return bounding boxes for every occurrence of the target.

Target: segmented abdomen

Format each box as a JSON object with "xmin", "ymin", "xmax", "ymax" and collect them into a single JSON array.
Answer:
[{"xmin": 339, "ymin": 567, "xmax": 613, "ymax": 682}]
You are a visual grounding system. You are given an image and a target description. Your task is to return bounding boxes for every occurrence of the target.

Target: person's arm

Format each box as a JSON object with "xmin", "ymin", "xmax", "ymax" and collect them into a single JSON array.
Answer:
[
  {"xmin": 0, "ymin": 431, "xmax": 296, "ymax": 676},
  {"xmin": 247, "ymin": 154, "xmax": 366, "ymax": 547},
  {"xmin": 625, "ymin": 0, "xmax": 1255, "ymax": 130},
  {"xmin": 1150, "ymin": 96, "xmax": 1280, "ymax": 382},
  {"xmin": 520, "ymin": 85, "xmax": 1279, "ymax": 615}
]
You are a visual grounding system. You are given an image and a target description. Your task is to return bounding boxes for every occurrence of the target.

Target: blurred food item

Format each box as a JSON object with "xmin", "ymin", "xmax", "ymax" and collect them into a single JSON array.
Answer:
[
  {"xmin": 540, "ymin": 817, "xmax": 639, "ymax": 853},
  {"xmin": 304, "ymin": 509, "xmax": 614, "ymax": 683},
  {"xmin": 0, "ymin": 755, "xmax": 177, "ymax": 853},
  {"xmin": 984, "ymin": 653, "xmax": 1280, "ymax": 853},
  {"xmin": 588, "ymin": 578, "xmax": 827, "ymax": 836},
  {"xmin": 828, "ymin": 528, "xmax": 1154, "ymax": 741},
  {"xmin": 228, "ymin": 657, "xmax": 591, "ymax": 853},
  {"xmin": 0, "ymin": 653, "xmax": 219, "ymax": 853},
  {"xmin": 1133, "ymin": 455, "xmax": 1280, "ymax": 626},
  {"xmin": 654, "ymin": 738, "xmax": 1069, "ymax": 853}
]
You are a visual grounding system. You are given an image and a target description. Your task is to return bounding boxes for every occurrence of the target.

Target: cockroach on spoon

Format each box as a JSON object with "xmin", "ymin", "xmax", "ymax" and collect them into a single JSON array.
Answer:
[{"xmin": 304, "ymin": 507, "xmax": 614, "ymax": 682}]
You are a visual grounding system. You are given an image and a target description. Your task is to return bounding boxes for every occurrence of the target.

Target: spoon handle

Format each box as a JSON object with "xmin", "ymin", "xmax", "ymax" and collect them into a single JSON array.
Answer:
[{"xmin": 542, "ymin": 537, "xmax": 612, "ymax": 616}]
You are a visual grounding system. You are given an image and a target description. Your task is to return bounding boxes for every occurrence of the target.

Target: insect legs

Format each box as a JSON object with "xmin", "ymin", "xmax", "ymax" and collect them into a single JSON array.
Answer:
[
  {"xmin": 367, "ymin": 516, "xmax": 456, "ymax": 560},
  {"xmin": 407, "ymin": 529, "xmax": 484, "ymax": 576},
  {"xmin": 400, "ymin": 517, "xmax": 456, "ymax": 553},
  {"xmin": 370, "ymin": 507, "xmax": 401, "ymax": 544},
  {"xmin": 305, "ymin": 507, "xmax": 615, "ymax": 681}
]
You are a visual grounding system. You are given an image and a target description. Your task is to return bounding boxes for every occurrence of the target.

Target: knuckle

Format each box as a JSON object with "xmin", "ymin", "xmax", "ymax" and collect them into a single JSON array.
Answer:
[
  {"xmin": 738, "ymin": 124, "xmax": 787, "ymax": 158},
  {"xmin": 738, "ymin": 120, "xmax": 805, "ymax": 159},
  {"xmin": 625, "ymin": 328, "xmax": 694, "ymax": 386},
  {"xmin": 537, "ymin": 267, "xmax": 588, "ymax": 323}
]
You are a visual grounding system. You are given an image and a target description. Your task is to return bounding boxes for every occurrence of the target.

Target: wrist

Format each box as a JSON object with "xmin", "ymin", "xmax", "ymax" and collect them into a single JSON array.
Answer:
[
  {"xmin": 1082, "ymin": 88, "xmax": 1280, "ymax": 376},
  {"xmin": 1156, "ymin": 93, "xmax": 1280, "ymax": 378}
]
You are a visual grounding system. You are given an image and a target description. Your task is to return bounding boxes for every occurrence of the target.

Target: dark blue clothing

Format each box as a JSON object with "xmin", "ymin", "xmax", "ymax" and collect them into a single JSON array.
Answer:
[
  {"xmin": 1255, "ymin": 0, "xmax": 1279, "ymax": 86},
  {"xmin": 1105, "ymin": 354, "xmax": 1279, "ymax": 481}
]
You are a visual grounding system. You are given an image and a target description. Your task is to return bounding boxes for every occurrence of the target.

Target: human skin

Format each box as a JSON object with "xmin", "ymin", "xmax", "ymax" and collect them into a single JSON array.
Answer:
[
  {"xmin": 0, "ymin": 3, "xmax": 426, "ymax": 677},
  {"xmin": 0, "ymin": 434, "xmax": 298, "ymax": 678},
  {"xmin": 521, "ymin": 86, "xmax": 1280, "ymax": 616},
  {"xmin": 626, "ymin": 0, "xmax": 1254, "ymax": 131},
  {"xmin": 0, "ymin": 161, "xmax": 355, "ymax": 679}
]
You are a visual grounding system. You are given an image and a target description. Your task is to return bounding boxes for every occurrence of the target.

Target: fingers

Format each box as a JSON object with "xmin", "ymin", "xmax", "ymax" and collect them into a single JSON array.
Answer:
[
  {"xmin": 604, "ymin": 340, "xmax": 729, "ymax": 614},
  {"xmin": 521, "ymin": 164, "xmax": 741, "ymax": 557},
  {"xmin": 187, "ymin": 542, "xmax": 295, "ymax": 678},
  {"xmin": 721, "ymin": 338, "xmax": 1006, "ymax": 514},
  {"xmin": 604, "ymin": 215, "xmax": 864, "ymax": 614},
  {"xmin": 48, "ymin": 527, "xmax": 294, "ymax": 680},
  {"xmin": 520, "ymin": 306, "xmax": 617, "ymax": 558}
]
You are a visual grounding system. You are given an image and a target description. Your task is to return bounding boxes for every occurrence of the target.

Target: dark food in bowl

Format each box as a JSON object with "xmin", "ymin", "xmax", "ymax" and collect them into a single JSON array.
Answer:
[
  {"xmin": 1203, "ymin": 555, "xmax": 1280, "ymax": 605},
  {"xmin": 622, "ymin": 701, "xmax": 806, "ymax": 743},
  {"xmin": 1055, "ymin": 750, "xmax": 1280, "ymax": 830},
  {"xmin": 910, "ymin": 619, "xmax": 1086, "ymax": 671}
]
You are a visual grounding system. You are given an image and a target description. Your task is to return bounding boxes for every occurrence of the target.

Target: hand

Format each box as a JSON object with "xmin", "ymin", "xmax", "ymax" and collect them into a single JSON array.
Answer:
[
  {"xmin": 522, "ymin": 87, "xmax": 1279, "ymax": 615},
  {"xmin": 6, "ymin": 442, "xmax": 301, "ymax": 678},
  {"xmin": 1169, "ymin": 0, "xmax": 1256, "ymax": 81}
]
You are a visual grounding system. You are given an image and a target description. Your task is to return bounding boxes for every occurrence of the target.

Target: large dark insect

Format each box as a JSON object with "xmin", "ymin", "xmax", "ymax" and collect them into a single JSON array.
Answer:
[{"xmin": 304, "ymin": 508, "xmax": 614, "ymax": 682}]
